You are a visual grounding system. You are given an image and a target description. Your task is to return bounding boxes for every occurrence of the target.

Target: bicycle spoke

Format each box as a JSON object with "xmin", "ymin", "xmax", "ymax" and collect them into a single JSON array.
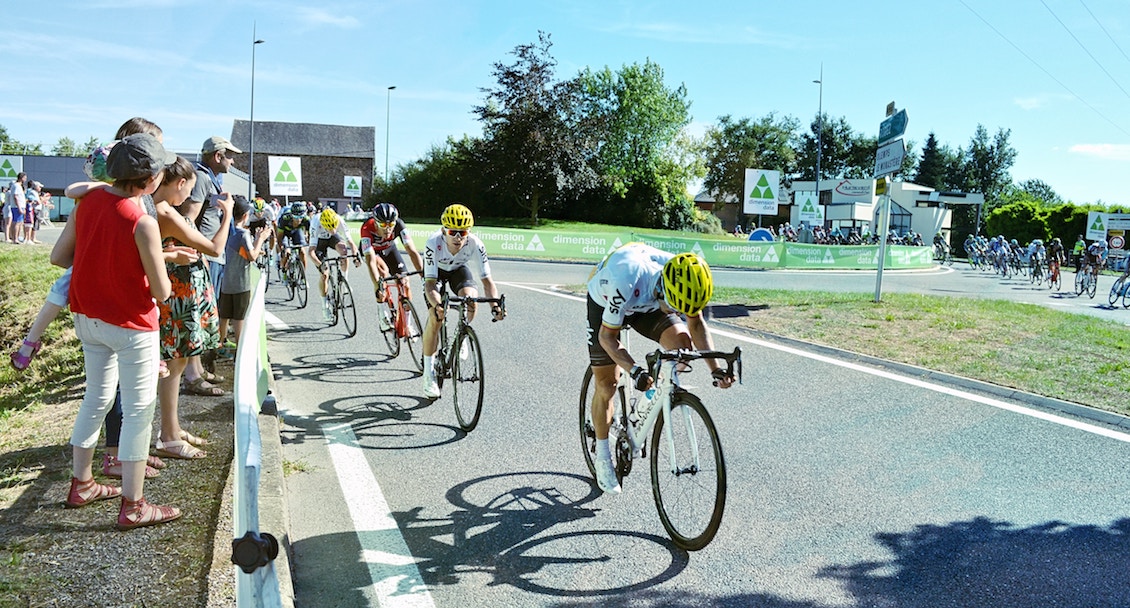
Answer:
[
  {"xmin": 650, "ymin": 394, "xmax": 726, "ymax": 551},
  {"xmin": 579, "ymin": 368, "xmax": 628, "ymax": 486},
  {"xmin": 403, "ymin": 298, "xmax": 425, "ymax": 372},
  {"xmin": 340, "ymin": 280, "xmax": 357, "ymax": 338}
]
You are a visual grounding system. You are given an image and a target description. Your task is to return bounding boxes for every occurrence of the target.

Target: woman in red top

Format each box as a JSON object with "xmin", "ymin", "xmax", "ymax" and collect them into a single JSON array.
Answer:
[{"xmin": 51, "ymin": 133, "xmax": 179, "ymax": 530}]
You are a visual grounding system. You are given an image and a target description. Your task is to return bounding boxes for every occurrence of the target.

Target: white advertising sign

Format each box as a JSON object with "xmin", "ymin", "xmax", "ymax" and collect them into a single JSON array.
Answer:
[
  {"xmin": 1086, "ymin": 211, "xmax": 1107, "ymax": 241},
  {"xmin": 343, "ymin": 175, "xmax": 363, "ymax": 197},
  {"xmin": 268, "ymin": 156, "xmax": 303, "ymax": 196},
  {"xmin": 744, "ymin": 169, "xmax": 780, "ymax": 215},
  {"xmin": 795, "ymin": 191, "xmax": 823, "ymax": 224},
  {"xmin": 831, "ymin": 179, "xmax": 875, "ymax": 204},
  {"xmin": 0, "ymin": 156, "xmax": 24, "ymax": 188}
]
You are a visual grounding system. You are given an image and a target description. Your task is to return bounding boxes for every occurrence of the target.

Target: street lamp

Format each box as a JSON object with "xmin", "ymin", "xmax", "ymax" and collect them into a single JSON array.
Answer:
[
  {"xmin": 813, "ymin": 63, "xmax": 823, "ymax": 213},
  {"xmin": 385, "ymin": 85, "xmax": 396, "ymax": 184},
  {"xmin": 249, "ymin": 28, "xmax": 265, "ymax": 203}
]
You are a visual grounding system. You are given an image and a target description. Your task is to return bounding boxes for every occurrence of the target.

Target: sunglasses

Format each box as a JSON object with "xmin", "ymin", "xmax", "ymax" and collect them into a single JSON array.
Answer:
[
  {"xmin": 377, "ymin": 221, "xmax": 396, "ymax": 228},
  {"xmin": 445, "ymin": 228, "xmax": 469, "ymax": 238}
]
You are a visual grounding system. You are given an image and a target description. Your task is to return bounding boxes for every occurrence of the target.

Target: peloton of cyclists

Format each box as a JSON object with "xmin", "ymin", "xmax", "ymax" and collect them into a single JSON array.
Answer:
[{"xmin": 421, "ymin": 204, "xmax": 506, "ymax": 399}]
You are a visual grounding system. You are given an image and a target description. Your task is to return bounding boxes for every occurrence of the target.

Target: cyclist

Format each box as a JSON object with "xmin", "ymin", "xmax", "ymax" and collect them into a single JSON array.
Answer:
[
  {"xmin": 421, "ymin": 203, "xmax": 505, "ymax": 399},
  {"xmin": 1026, "ymin": 239, "xmax": 1045, "ymax": 274},
  {"xmin": 312, "ymin": 208, "xmax": 359, "ymax": 320},
  {"xmin": 585, "ymin": 242, "xmax": 736, "ymax": 495},
  {"xmin": 247, "ymin": 197, "xmax": 276, "ymax": 255},
  {"xmin": 932, "ymin": 232, "xmax": 949, "ymax": 261},
  {"xmin": 1085, "ymin": 238, "xmax": 1108, "ymax": 280},
  {"xmin": 359, "ymin": 203, "xmax": 424, "ymax": 327},
  {"xmin": 276, "ymin": 202, "xmax": 311, "ymax": 276}
]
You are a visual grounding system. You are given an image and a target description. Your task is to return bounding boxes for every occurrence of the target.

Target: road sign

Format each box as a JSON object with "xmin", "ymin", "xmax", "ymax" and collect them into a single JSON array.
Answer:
[
  {"xmin": 878, "ymin": 109, "xmax": 908, "ymax": 145},
  {"xmin": 874, "ymin": 139, "xmax": 906, "ymax": 177}
]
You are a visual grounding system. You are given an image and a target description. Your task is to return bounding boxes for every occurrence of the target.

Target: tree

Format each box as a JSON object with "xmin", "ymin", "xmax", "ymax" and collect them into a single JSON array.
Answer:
[
  {"xmin": 965, "ymin": 125, "xmax": 1017, "ymax": 207},
  {"xmin": 575, "ymin": 59, "xmax": 695, "ymax": 228},
  {"xmin": 702, "ymin": 113, "xmax": 799, "ymax": 227},
  {"xmin": 796, "ymin": 114, "xmax": 878, "ymax": 180},
  {"xmin": 985, "ymin": 200, "xmax": 1049, "ymax": 244},
  {"xmin": 472, "ymin": 32, "xmax": 596, "ymax": 226},
  {"xmin": 914, "ymin": 133, "xmax": 946, "ymax": 190},
  {"xmin": 53, "ymin": 137, "xmax": 78, "ymax": 156}
]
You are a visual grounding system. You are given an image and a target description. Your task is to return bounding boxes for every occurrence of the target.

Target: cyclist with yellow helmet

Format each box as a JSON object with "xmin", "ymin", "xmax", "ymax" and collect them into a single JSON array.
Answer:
[
  {"xmin": 421, "ymin": 203, "xmax": 505, "ymax": 398},
  {"xmin": 312, "ymin": 207, "xmax": 358, "ymax": 320},
  {"xmin": 585, "ymin": 242, "xmax": 734, "ymax": 494}
]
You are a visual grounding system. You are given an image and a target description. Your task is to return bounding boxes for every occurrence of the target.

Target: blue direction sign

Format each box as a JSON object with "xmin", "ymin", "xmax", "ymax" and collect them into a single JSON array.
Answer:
[{"xmin": 878, "ymin": 109, "xmax": 908, "ymax": 145}]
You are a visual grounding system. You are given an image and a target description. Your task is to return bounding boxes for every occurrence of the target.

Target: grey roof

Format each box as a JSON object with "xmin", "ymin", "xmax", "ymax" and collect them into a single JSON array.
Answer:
[{"xmin": 230, "ymin": 120, "xmax": 375, "ymax": 159}]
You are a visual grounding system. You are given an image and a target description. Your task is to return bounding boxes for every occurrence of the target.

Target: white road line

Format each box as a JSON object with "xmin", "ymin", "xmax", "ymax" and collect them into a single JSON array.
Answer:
[
  {"xmin": 264, "ymin": 311, "xmax": 289, "ymax": 330},
  {"xmin": 323, "ymin": 423, "xmax": 437, "ymax": 608},
  {"xmin": 500, "ymin": 281, "xmax": 1130, "ymax": 444}
]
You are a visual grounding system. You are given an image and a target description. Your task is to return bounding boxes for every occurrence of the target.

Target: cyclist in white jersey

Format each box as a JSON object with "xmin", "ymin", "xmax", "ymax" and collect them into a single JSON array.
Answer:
[
  {"xmin": 585, "ymin": 242, "xmax": 734, "ymax": 494},
  {"xmin": 312, "ymin": 208, "xmax": 359, "ymax": 319},
  {"xmin": 421, "ymin": 204, "xmax": 505, "ymax": 398}
]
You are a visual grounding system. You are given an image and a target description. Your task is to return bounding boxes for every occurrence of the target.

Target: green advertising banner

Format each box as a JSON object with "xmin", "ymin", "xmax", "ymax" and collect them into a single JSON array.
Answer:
[{"xmin": 391, "ymin": 224, "xmax": 934, "ymax": 270}]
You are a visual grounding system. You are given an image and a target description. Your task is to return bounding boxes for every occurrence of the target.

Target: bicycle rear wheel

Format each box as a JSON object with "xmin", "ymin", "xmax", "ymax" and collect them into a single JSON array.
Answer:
[
  {"xmin": 650, "ymin": 392, "xmax": 726, "ymax": 551},
  {"xmin": 402, "ymin": 298, "xmax": 425, "ymax": 372},
  {"xmin": 378, "ymin": 298, "xmax": 400, "ymax": 356},
  {"xmin": 578, "ymin": 368, "xmax": 629, "ymax": 486},
  {"xmin": 452, "ymin": 327, "xmax": 484, "ymax": 432},
  {"xmin": 339, "ymin": 280, "xmax": 357, "ymax": 337},
  {"xmin": 1087, "ymin": 274, "xmax": 1098, "ymax": 298}
]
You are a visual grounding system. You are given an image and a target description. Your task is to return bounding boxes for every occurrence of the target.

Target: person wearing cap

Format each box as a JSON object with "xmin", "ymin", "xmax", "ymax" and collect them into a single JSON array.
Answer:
[
  {"xmin": 51, "ymin": 132, "xmax": 183, "ymax": 530},
  {"xmin": 182, "ymin": 135, "xmax": 240, "ymax": 372}
]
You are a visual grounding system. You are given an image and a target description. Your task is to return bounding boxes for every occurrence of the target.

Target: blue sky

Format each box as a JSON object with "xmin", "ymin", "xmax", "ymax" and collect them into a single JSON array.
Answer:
[{"xmin": 2, "ymin": 0, "xmax": 1128, "ymax": 205}]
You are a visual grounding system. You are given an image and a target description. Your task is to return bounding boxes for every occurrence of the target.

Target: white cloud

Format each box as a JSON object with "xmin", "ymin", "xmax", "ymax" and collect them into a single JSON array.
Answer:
[
  {"xmin": 295, "ymin": 7, "xmax": 362, "ymax": 29},
  {"xmin": 1069, "ymin": 143, "xmax": 1130, "ymax": 161},
  {"xmin": 1013, "ymin": 93, "xmax": 1072, "ymax": 111},
  {"xmin": 599, "ymin": 22, "xmax": 804, "ymax": 48}
]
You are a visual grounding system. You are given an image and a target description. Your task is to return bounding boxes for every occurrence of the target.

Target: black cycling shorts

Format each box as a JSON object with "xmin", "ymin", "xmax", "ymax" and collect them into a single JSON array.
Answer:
[
  {"xmin": 314, "ymin": 235, "xmax": 344, "ymax": 262},
  {"xmin": 586, "ymin": 295, "xmax": 681, "ymax": 367},
  {"xmin": 281, "ymin": 229, "xmax": 307, "ymax": 248},
  {"xmin": 425, "ymin": 266, "xmax": 476, "ymax": 309},
  {"xmin": 371, "ymin": 247, "xmax": 407, "ymax": 277}
]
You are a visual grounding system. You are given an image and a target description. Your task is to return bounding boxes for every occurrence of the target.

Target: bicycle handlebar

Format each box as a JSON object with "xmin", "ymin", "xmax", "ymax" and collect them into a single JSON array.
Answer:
[
  {"xmin": 445, "ymin": 293, "xmax": 507, "ymax": 322},
  {"xmin": 645, "ymin": 347, "xmax": 743, "ymax": 387}
]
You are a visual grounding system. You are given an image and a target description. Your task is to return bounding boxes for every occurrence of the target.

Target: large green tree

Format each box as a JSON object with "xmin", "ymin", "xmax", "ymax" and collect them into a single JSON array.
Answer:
[{"xmin": 702, "ymin": 113, "xmax": 799, "ymax": 227}]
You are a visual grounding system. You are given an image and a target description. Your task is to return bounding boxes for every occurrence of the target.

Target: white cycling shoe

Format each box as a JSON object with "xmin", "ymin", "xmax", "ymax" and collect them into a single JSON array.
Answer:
[
  {"xmin": 595, "ymin": 458, "xmax": 622, "ymax": 495},
  {"xmin": 423, "ymin": 374, "xmax": 441, "ymax": 399}
]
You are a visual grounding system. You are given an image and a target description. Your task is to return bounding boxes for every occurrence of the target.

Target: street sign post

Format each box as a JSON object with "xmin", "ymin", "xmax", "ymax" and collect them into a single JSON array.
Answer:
[
  {"xmin": 873, "ymin": 139, "xmax": 906, "ymax": 177},
  {"xmin": 878, "ymin": 109, "xmax": 908, "ymax": 145}
]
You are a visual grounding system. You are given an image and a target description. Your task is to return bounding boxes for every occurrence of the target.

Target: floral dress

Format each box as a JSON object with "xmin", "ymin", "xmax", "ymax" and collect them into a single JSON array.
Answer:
[{"xmin": 158, "ymin": 215, "xmax": 219, "ymax": 360}]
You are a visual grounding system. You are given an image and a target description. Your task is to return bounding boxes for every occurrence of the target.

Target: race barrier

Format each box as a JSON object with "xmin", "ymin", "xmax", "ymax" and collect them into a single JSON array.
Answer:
[{"xmin": 397, "ymin": 224, "xmax": 935, "ymax": 270}]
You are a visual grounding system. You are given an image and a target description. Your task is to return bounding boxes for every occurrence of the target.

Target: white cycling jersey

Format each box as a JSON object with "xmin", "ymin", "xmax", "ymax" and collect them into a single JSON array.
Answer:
[
  {"xmin": 311, "ymin": 220, "xmax": 352, "ymax": 242},
  {"xmin": 586, "ymin": 242, "xmax": 673, "ymax": 329},
  {"xmin": 423, "ymin": 231, "xmax": 491, "ymax": 279}
]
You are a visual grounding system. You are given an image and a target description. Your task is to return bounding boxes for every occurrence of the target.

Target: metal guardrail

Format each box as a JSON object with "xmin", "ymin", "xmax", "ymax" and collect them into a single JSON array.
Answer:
[{"xmin": 231, "ymin": 268, "xmax": 284, "ymax": 606}]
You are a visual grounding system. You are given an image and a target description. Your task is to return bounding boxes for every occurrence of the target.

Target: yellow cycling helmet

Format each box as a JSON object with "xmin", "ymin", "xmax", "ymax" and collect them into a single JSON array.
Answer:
[
  {"xmin": 320, "ymin": 208, "xmax": 340, "ymax": 232},
  {"xmin": 441, "ymin": 203, "xmax": 474, "ymax": 230},
  {"xmin": 662, "ymin": 253, "xmax": 713, "ymax": 316}
]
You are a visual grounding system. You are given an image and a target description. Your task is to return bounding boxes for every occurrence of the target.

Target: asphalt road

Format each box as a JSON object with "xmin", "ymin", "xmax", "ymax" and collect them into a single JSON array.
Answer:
[{"xmin": 267, "ymin": 259, "xmax": 1130, "ymax": 607}]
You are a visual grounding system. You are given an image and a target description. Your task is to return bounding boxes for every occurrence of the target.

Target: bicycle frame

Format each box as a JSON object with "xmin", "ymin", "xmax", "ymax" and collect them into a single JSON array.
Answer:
[
  {"xmin": 382, "ymin": 270, "xmax": 421, "ymax": 338},
  {"xmin": 436, "ymin": 291, "xmax": 506, "ymax": 371}
]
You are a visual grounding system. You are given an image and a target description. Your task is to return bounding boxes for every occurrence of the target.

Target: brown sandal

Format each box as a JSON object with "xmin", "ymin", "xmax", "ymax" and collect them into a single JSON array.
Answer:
[
  {"xmin": 65, "ymin": 476, "xmax": 122, "ymax": 508},
  {"xmin": 117, "ymin": 497, "xmax": 181, "ymax": 530},
  {"xmin": 182, "ymin": 377, "xmax": 225, "ymax": 397}
]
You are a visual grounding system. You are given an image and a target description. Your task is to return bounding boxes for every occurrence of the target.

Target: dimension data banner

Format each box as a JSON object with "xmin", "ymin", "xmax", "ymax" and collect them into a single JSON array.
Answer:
[{"xmin": 394, "ymin": 224, "xmax": 933, "ymax": 270}]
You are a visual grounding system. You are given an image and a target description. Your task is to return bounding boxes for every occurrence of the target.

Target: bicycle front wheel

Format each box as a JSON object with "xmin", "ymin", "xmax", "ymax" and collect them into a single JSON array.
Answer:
[
  {"xmin": 452, "ymin": 326, "xmax": 484, "ymax": 432},
  {"xmin": 284, "ymin": 265, "xmax": 295, "ymax": 301},
  {"xmin": 339, "ymin": 280, "xmax": 357, "ymax": 337},
  {"xmin": 1075, "ymin": 269, "xmax": 1086, "ymax": 295},
  {"xmin": 378, "ymin": 298, "xmax": 400, "ymax": 356},
  {"xmin": 402, "ymin": 298, "xmax": 425, "ymax": 372},
  {"xmin": 1087, "ymin": 274, "xmax": 1098, "ymax": 298},
  {"xmin": 296, "ymin": 266, "xmax": 308, "ymax": 309},
  {"xmin": 650, "ymin": 392, "xmax": 726, "ymax": 551}
]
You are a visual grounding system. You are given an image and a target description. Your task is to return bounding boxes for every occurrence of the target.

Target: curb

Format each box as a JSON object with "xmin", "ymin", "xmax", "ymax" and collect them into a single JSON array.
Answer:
[{"xmin": 716, "ymin": 320, "xmax": 1130, "ymax": 432}]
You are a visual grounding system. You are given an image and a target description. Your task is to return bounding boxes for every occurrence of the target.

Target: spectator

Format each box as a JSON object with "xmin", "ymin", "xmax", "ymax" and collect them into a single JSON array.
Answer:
[
  {"xmin": 51, "ymin": 133, "xmax": 180, "ymax": 530},
  {"xmin": 218, "ymin": 196, "xmax": 269, "ymax": 353},
  {"xmin": 23, "ymin": 181, "xmax": 42, "ymax": 244},
  {"xmin": 1, "ymin": 185, "xmax": 8, "ymax": 242},
  {"xmin": 182, "ymin": 135, "xmax": 242, "ymax": 377},
  {"xmin": 6, "ymin": 172, "xmax": 28, "ymax": 243}
]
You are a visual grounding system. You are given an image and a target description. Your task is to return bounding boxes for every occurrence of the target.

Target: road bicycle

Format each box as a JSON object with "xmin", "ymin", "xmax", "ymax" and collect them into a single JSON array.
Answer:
[
  {"xmin": 1075, "ymin": 262, "xmax": 1098, "ymax": 299},
  {"xmin": 281, "ymin": 245, "xmax": 308, "ymax": 308},
  {"xmin": 254, "ymin": 249, "xmax": 272, "ymax": 286},
  {"xmin": 377, "ymin": 270, "xmax": 425, "ymax": 372},
  {"xmin": 431, "ymin": 291, "xmax": 506, "ymax": 432},
  {"xmin": 1028, "ymin": 255, "xmax": 1045, "ymax": 286},
  {"xmin": 933, "ymin": 245, "xmax": 953, "ymax": 266},
  {"xmin": 1047, "ymin": 259, "xmax": 1062, "ymax": 291},
  {"xmin": 1108, "ymin": 269, "xmax": 1130, "ymax": 308},
  {"xmin": 579, "ymin": 342, "xmax": 742, "ymax": 551},
  {"xmin": 320, "ymin": 251, "xmax": 360, "ymax": 338}
]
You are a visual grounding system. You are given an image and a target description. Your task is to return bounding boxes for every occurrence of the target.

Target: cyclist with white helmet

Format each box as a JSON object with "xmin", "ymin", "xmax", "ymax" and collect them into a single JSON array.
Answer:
[
  {"xmin": 1086, "ymin": 238, "xmax": 1108, "ymax": 280},
  {"xmin": 276, "ymin": 202, "xmax": 311, "ymax": 276},
  {"xmin": 585, "ymin": 242, "xmax": 735, "ymax": 495},
  {"xmin": 421, "ymin": 204, "xmax": 505, "ymax": 398},
  {"xmin": 359, "ymin": 202, "xmax": 423, "ymax": 307},
  {"xmin": 312, "ymin": 208, "xmax": 359, "ymax": 320}
]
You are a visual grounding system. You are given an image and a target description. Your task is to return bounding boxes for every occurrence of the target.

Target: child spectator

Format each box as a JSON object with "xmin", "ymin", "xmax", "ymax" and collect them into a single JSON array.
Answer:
[{"xmin": 218, "ymin": 196, "xmax": 269, "ymax": 354}]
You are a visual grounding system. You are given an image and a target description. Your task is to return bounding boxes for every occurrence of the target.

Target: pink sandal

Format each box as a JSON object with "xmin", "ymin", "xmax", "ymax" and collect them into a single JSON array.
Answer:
[
  {"xmin": 65, "ymin": 476, "xmax": 121, "ymax": 508},
  {"xmin": 10, "ymin": 339, "xmax": 41, "ymax": 371},
  {"xmin": 101, "ymin": 454, "xmax": 159, "ymax": 479},
  {"xmin": 116, "ymin": 496, "xmax": 181, "ymax": 530}
]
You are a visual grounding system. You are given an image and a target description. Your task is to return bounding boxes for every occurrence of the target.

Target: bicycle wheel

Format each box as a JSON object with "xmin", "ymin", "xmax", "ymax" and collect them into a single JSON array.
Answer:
[
  {"xmin": 283, "ymin": 264, "xmax": 295, "ymax": 301},
  {"xmin": 402, "ymin": 298, "xmax": 425, "ymax": 372},
  {"xmin": 1075, "ymin": 269, "xmax": 1086, "ymax": 295},
  {"xmin": 1108, "ymin": 277, "xmax": 1124, "ymax": 306},
  {"xmin": 452, "ymin": 327, "xmax": 484, "ymax": 432},
  {"xmin": 1087, "ymin": 273, "xmax": 1098, "ymax": 298},
  {"xmin": 650, "ymin": 392, "xmax": 726, "ymax": 551},
  {"xmin": 339, "ymin": 280, "xmax": 357, "ymax": 337},
  {"xmin": 578, "ymin": 368, "xmax": 629, "ymax": 486},
  {"xmin": 378, "ymin": 298, "xmax": 400, "ymax": 356},
  {"xmin": 295, "ymin": 265, "xmax": 308, "ymax": 309},
  {"xmin": 1122, "ymin": 281, "xmax": 1130, "ymax": 308},
  {"xmin": 1050, "ymin": 268, "xmax": 1061, "ymax": 291}
]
